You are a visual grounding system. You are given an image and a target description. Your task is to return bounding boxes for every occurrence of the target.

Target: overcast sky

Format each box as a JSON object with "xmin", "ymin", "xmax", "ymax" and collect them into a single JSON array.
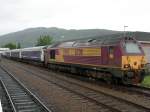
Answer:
[{"xmin": 0, "ymin": 0, "xmax": 150, "ymax": 35}]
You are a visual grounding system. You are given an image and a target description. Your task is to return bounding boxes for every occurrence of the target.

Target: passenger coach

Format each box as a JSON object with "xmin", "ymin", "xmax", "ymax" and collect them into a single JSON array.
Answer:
[{"xmin": 21, "ymin": 46, "xmax": 45, "ymax": 62}]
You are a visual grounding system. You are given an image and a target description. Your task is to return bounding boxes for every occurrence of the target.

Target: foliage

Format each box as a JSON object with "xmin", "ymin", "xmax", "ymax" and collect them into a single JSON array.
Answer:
[
  {"xmin": 17, "ymin": 42, "xmax": 21, "ymax": 48},
  {"xmin": 141, "ymin": 75, "xmax": 150, "ymax": 87},
  {"xmin": 2, "ymin": 43, "xmax": 17, "ymax": 49},
  {"xmin": 36, "ymin": 35, "xmax": 53, "ymax": 46}
]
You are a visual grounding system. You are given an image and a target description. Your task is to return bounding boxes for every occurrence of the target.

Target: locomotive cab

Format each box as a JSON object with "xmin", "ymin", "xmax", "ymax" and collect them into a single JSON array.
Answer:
[{"xmin": 121, "ymin": 37, "xmax": 146, "ymax": 84}]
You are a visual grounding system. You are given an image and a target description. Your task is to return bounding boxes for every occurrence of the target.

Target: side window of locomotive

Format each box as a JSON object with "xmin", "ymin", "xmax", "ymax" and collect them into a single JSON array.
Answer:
[
  {"xmin": 109, "ymin": 46, "xmax": 114, "ymax": 59},
  {"xmin": 50, "ymin": 50, "xmax": 55, "ymax": 59}
]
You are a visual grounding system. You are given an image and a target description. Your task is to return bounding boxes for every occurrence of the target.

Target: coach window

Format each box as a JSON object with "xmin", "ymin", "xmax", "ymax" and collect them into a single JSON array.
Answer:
[
  {"xmin": 109, "ymin": 46, "xmax": 114, "ymax": 59},
  {"xmin": 50, "ymin": 50, "xmax": 55, "ymax": 59}
]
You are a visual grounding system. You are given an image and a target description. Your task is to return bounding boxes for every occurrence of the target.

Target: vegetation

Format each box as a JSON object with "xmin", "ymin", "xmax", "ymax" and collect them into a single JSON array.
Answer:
[
  {"xmin": 36, "ymin": 35, "xmax": 53, "ymax": 46},
  {"xmin": 2, "ymin": 43, "xmax": 17, "ymax": 49},
  {"xmin": 17, "ymin": 42, "xmax": 21, "ymax": 48},
  {"xmin": 141, "ymin": 75, "xmax": 150, "ymax": 87},
  {"xmin": 2, "ymin": 42, "xmax": 21, "ymax": 49}
]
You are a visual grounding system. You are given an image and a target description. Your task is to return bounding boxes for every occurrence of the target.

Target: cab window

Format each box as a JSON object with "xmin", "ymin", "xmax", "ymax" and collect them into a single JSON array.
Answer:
[{"xmin": 125, "ymin": 42, "xmax": 141, "ymax": 53}]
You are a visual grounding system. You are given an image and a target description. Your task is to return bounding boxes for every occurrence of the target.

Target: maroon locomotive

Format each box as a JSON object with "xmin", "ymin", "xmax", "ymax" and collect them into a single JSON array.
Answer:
[{"xmin": 44, "ymin": 37, "xmax": 147, "ymax": 84}]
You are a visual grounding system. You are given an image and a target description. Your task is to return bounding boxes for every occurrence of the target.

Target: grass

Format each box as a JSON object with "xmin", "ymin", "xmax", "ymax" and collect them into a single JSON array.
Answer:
[{"xmin": 141, "ymin": 75, "xmax": 150, "ymax": 87}]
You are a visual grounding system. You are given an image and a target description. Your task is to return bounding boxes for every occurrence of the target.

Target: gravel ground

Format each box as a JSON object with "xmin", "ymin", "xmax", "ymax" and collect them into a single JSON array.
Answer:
[
  {"xmin": 1, "ymin": 59, "xmax": 150, "ymax": 111},
  {"xmin": 1, "ymin": 59, "xmax": 110, "ymax": 112}
]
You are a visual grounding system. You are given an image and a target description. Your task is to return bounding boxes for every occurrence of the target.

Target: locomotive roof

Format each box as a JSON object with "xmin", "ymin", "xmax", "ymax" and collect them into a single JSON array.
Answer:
[{"xmin": 49, "ymin": 36, "xmax": 135, "ymax": 48}]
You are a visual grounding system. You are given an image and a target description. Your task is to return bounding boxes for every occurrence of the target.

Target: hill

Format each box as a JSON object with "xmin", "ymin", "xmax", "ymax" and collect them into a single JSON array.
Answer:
[
  {"xmin": 0, "ymin": 27, "xmax": 150, "ymax": 47},
  {"xmin": 0, "ymin": 27, "xmax": 120, "ymax": 47}
]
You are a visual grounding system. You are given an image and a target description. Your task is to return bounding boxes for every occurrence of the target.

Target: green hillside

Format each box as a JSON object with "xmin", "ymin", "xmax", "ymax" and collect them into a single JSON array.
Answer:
[
  {"xmin": 0, "ymin": 27, "xmax": 121, "ymax": 47},
  {"xmin": 0, "ymin": 27, "xmax": 150, "ymax": 48}
]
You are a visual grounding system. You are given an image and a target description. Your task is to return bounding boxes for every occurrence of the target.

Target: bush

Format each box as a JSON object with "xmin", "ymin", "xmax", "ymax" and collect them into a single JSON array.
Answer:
[{"xmin": 141, "ymin": 75, "xmax": 150, "ymax": 87}]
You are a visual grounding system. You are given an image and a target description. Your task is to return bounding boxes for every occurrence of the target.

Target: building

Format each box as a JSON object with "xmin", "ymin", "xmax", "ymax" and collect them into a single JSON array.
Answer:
[{"xmin": 139, "ymin": 41, "xmax": 150, "ymax": 64}]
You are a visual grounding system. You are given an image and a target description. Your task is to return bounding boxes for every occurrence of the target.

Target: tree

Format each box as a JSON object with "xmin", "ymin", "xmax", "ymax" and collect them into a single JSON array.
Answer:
[
  {"xmin": 17, "ymin": 42, "xmax": 21, "ymax": 49},
  {"xmin": 36, "ymin": 35, "xmax": 53, "ymax": 46},
  {"xmin": 2, "ymin": 43, "xmax": 17, "ymax": 49}
]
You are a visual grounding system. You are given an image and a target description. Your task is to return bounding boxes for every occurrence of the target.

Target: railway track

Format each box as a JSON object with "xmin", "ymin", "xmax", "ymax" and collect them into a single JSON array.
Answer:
[
  {"xmin": 126, "ymin": 85, "xmax": 150, "ymax": 97},
  {"xmin": 0, "ymin": 65, "xmax": 51, "ymax": 112},
  {"xmin": 4, "ymin": 60, "xmax": 150, "ymax": 112},
  {"xmin": 0, "ymin": 79, "xmax": 12, "ymax": 111},
  {"xmin": 10, "ymin": 59, "xmax": 150, "ymax": 97},
  {"xmin": 13, "ymin": 58, "xmax": 150, "ymax": 98}
]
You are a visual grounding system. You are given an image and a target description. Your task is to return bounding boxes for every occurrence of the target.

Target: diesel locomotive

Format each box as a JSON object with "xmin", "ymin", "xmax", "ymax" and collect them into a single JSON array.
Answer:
[{"xmin": 3, "ymin": 37, "xmax": 147, "ymax": 85}]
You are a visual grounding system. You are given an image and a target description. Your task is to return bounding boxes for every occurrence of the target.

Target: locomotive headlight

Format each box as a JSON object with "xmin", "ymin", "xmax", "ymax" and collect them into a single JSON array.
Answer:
[
  {"xmin": 141, "ymin": 56, "xmax": 145, "ymax": 64},
  {"xmin": 124, "ymin": 64, "xmax": 130, "ymax": 68},
  {"xmin": 141, "ymin": 64, "xmax": 145, "ymax": 68}
]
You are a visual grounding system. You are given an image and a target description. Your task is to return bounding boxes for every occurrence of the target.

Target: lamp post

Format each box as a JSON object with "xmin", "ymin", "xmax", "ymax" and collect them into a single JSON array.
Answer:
[{"xmin": 124, "ymin": 25, "xmax": 128, "ymax": 37}]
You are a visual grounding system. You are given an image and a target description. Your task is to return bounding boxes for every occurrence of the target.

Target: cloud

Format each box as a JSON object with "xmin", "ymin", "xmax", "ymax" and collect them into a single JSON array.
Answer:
[{"xmin": 0, "ymin": 0, "xmax": 150, "ymax": 35}]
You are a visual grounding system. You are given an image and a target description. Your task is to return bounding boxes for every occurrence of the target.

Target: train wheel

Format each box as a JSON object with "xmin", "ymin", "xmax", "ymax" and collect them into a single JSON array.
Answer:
[
  {"xmin": 112, "ymin": 77, "xmax": 119, "ymax": 85},
  {"xmin": 105, "ymin": 73, "xmax": 113, "ymax": 84},
  {"xmin": 122, "ymin": 75, "xmax": 130, "ymax": 85}
]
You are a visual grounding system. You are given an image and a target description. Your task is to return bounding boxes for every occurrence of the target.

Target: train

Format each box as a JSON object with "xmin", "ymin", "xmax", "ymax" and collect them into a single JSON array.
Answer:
[{"xmin": 3, "ymin": 36, "xmax": 147, "ymax": 85}]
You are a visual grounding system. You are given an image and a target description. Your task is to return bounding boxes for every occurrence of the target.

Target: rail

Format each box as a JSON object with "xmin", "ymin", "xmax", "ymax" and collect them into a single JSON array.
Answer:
[{"xmin": 0, "ymin": 65, "xmax": 52, "ymax": 112}]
